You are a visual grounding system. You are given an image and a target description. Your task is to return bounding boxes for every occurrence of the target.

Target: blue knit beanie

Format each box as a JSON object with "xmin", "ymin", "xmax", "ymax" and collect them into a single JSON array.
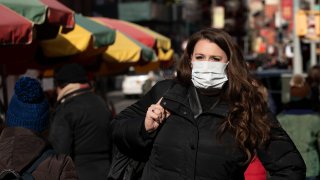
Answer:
[{"xmin": 6, "ymin": 76, "xmax": 49, "ymax": 133}]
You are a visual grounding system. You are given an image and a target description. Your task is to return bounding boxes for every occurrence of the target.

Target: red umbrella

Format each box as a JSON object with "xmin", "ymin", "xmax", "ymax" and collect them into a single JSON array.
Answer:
[
  {"xmin": 0, "ymin": 0, "xmax": 76, "ymax": 64},
  {"xmin": 0, "ymin": 5, "xmax": 34, "ymax": 45},
  {"xmin": 39, "ymin": 0, "xmax": 75, "ymax": 28},
  {"xmin": 0, "ymin": 4, "xmax": 37, "ymax": 73},
  {"xmin": 0, "ymin": 0, "xmax": 75, "ymax": 45}
]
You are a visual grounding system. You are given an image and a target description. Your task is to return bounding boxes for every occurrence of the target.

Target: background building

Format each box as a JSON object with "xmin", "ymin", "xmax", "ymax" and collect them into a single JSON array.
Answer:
[{"xmin": 57, "ymin": 0, "xmax": 319, "ymax": 72}]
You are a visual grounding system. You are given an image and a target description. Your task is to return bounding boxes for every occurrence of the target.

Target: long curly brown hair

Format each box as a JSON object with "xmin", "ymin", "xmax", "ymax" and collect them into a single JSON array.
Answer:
[{"xmin": 176, "ymin": 27, "xmax": 272, "ymax": 164}]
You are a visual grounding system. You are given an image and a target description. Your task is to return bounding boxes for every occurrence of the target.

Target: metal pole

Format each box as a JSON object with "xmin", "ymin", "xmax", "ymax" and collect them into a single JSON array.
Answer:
[
  {"xmin": 278, "ymin": 0, "xmax": 283, "ymax": 63},
  {"xmin": 243, "ymin": 0, "xmax": 249, "ymax": 55},
  {"xmin": 310, "ymin": 0, "xmax": 317, "ymax": 67},
  {"xmin": 293, "ymin": 0, "xmax": 303, "ymax": 74},
  {"xmin": 0, "ymin": 64, "xmax": 8, "ymax": 113}
]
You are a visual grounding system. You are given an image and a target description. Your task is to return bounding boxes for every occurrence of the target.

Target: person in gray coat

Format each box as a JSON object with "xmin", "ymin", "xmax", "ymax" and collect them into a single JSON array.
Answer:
[{"xmin": 48, "ymin": 63, "xmax": 113, "ymax": 180}]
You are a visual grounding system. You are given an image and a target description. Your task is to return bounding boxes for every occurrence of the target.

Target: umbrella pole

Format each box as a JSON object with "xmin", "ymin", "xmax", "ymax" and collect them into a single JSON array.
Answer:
[{"xmin": 0, "ymin": 64, "xmax": 8, "ymax": 113}]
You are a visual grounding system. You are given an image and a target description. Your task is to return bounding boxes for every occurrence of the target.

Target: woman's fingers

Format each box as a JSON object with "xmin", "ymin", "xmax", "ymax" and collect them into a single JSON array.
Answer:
[
  {"xmin": 149, "ymin": 104, "xmax": 166, "ymax": 123},
  {"xmin": 145, "ymin": 99, "xmax": 171, "ymax": 132}
]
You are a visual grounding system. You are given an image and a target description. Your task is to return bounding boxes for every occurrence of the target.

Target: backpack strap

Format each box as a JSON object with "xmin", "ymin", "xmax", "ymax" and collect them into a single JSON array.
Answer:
[{"xmin": 21, "ymin": 149, "xmax": 56, "ymax": 178}]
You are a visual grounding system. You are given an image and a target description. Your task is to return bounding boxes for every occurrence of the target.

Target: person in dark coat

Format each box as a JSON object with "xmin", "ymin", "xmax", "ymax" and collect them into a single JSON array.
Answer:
[
  {"xmin": 111, "ymin": 28, "xmax": 306, "ymax": 180},
  {"xmin": 278, "ymin": 74, "xmax": 320, "ymax": 180},
  {"xmin": 0, "ymin": 76, "xmax": 77, "ymax": 180},
  {"xmin": 48, "ymin": 63, "xmax": 113, "ymax": 180},
  {"xmin": 306, "ymin": 65, "xmax": 320, "ymax": 112}
]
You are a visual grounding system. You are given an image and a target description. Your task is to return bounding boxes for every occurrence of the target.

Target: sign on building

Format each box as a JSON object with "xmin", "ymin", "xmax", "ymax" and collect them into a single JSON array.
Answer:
[
  {"xmin": 212, "ymin": 6, "xmax": 225, "ymax": 29},
  {"xmin": 296, "ymin": 10, "xmax": 320, "ymax": 40}
]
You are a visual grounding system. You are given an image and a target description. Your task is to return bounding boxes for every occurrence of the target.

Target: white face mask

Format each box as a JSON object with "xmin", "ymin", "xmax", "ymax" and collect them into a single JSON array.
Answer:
[{"xmin": 191, "ymin": 61, "xmax": 228, "ymax": 90}]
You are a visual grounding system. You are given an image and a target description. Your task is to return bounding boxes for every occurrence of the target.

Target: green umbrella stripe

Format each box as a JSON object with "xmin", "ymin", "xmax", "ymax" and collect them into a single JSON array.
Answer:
[
  {"xmin": 75, "ymin": 14, "xmax": 115, "ymax": 48},
  {"xmin": 123, "ymin": 33, "xmax": 155, "ymax": 62},
  {"xmin": 0, "ymin": 0, "xmax": 47, "ymax": 24}
]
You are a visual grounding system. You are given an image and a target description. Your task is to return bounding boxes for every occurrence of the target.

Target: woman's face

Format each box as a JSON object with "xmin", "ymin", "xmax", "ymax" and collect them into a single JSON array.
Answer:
[{"xmin": 191, "ymin": 39, "xmax": 228, "ymax": 63}]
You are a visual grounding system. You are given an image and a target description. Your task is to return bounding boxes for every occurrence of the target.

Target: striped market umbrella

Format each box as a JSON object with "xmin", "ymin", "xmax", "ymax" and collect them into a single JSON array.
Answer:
[
  {"xmin": 93, "ymin": 17, "xmax": 174, "ymax": 61},
  {"xmin": 39, "ymin": 14, "xmax": 116, "ymax": 59},
  {"xmin": 0, "ymin": 0, "xmax": 74, "ymax": 27},
  {"xmin": 40, "ymin": 14, "xmax": 156, "ymax": 64},
  {"xmin": 0, "ymin": 13, "xmax": 115, "ymax": 75},
  {"xmin": 92, "ymin": 18, "xmax": 156, "ymax": 63},
  {"xmin": 0, "ymin": 0, "xmax": 75, "ymax": 44}
]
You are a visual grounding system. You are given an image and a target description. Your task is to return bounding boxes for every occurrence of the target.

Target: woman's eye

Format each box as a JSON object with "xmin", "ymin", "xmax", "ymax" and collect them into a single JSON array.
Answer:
[
  {"xmin": 195, "ymin": 56, "xmax": 204, "ymax": 60},
  {"xmin": 210, "ymin": 57, "xmax": 221, "ymax": 61}
]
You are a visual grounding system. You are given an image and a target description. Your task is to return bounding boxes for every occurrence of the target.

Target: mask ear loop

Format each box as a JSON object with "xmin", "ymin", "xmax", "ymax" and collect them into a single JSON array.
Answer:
[{"xmin": 189, "ymin": 54, "xmax": 193, "ymax": 68}]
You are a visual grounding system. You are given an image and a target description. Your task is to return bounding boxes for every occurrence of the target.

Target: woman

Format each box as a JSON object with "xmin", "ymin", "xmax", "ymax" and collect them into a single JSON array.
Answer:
[{"xmin": 111, "ymin": 28, "xmax": 306, "ymax": 179}]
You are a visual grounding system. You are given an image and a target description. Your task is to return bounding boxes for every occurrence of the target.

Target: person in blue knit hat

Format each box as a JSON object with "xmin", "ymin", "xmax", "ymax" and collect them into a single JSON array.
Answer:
[
  {"xmin": 0, "ymin": 76, "xmax": 78, "ymax": 180},
  {"xmin": 6, "ymin": 76, "xmax": 49, "ymax": 132}
]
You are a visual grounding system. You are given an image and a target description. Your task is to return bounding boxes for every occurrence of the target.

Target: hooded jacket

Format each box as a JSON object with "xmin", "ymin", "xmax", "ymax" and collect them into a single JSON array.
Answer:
[
  {"xmin": 112, "ymin": 79, "xmax": 306, "ymax": 180},
  {"xmin": 0, "ymin": 127, "xmax": 77, "ymax": 180}
]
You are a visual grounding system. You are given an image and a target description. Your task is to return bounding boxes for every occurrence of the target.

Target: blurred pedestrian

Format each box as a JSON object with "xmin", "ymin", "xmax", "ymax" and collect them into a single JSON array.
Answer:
[
  {"xmin": 252, "ymin": 79, "xmax": 277, "ymax": 115},
  {"xmin": 48, "ymin": 63, "xmax": 113, "ymax": 180},
  {"xmin": 278, "ymin": 74, "xmax": 320, "ymax": 180},
  {"xmin": 301, "ymin": 40, "xmax": 311, "ymax": 72},
  {"xmin": 306, "ymin": 65, "xmax": 320, "ymax": 112},
  {"xmin": 284, "ymin": 40, "xmax": 294, "ymax": 69},
  {"xmin": 111, "ymin": 27, "xmax": 306, "ymax": 180},
  {"xmin": 0, "ymin": 76, "xmax": 77, "ymax": 180},
  {"xmin": 142, "ymin": 71, "xmax": 156, "ymax": 95}
]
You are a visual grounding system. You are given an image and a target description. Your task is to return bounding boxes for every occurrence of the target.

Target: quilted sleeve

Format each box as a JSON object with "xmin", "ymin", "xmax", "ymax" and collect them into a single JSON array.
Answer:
[{"xmin": 257, "ymin": 113, "xmax": 306, "ymax": 180}]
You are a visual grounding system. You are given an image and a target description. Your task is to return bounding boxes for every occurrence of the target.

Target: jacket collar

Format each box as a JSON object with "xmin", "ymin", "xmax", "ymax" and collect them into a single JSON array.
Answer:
[
  {"xmin": 188, "ymin": 85, "xmax": 229, "ymax": 118},
  {"xmin": 188, "ymin": 86, "xmax": 202, "ymax": 118},
  {"xmin": 161, "ymin": 83, "xmax": 229, "ymax": 123},
  {"xmin": 58, "ymin": 86, "xmax": 91, "ymax": 104},
  {"xmin": 161, "ymin": 83, "xmax": 194, "ymax": 123}
]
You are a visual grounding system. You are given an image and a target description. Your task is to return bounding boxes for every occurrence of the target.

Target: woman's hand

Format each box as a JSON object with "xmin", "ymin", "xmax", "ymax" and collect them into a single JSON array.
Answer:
[{"xmin": 145, "ymin": 98, "xmax": 170, "ymax": 132}]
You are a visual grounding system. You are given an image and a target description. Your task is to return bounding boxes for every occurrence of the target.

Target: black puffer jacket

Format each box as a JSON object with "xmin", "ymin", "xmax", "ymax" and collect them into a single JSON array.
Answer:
[
  {"xmin": 49, "ymin": 88, "xmax": 113, "ymax": 180},
  {"xmin": 112, "ymin": 79, "xmax": 306, "ymax": 180}
]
